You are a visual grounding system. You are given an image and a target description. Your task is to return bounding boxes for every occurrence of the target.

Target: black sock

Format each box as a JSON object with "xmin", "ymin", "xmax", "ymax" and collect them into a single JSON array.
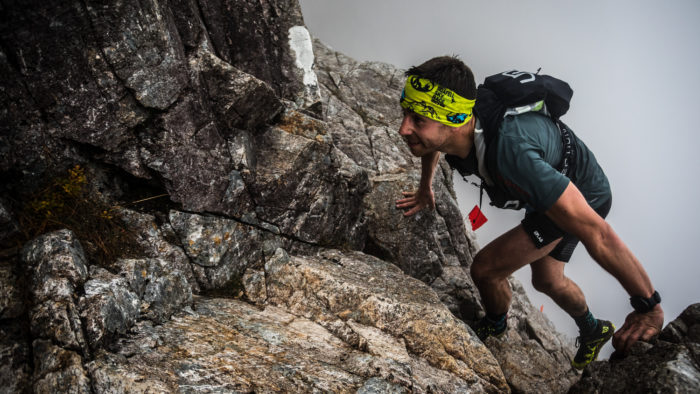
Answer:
[
  {"xmin": 486, "ymin": 312, "xmax": 507, "ymax": 330},
  {"xmin": 573, "ymin": 308, "xmax": 598, "ymax": 336}
]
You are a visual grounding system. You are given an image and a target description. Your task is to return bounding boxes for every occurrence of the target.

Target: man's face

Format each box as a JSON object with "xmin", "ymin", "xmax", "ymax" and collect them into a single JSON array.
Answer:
[{"xmin": 398, "ymin": 109, "xmax": 452, "ymax": 157}]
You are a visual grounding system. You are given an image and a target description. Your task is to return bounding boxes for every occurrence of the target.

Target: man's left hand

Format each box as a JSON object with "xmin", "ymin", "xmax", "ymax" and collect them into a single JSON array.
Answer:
[{"xmin": 612, "ymin": 304, "xmax": 664, "ymax": 353}]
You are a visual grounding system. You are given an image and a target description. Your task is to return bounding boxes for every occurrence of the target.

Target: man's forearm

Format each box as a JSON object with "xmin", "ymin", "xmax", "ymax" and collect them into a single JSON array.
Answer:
[
  {"xmin": 419, "ymin": 152, "xmax": 440, "ymax": 190},
  {"xmin": 547, "ymin": 182, "xmax": 657, "ymax": 299},
  {"xmin": 583, "ymin": 223, "xmax": 656, "ymax": 298}
]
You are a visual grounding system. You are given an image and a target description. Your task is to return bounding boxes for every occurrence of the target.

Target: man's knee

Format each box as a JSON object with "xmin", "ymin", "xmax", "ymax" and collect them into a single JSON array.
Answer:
[
  {"xmin": 471, "ymin": 250, "xmax": 498, "ymax": 285},
  {"xmin": 532, "ymin": 275, "xmax": 566, "ymax": 295}
]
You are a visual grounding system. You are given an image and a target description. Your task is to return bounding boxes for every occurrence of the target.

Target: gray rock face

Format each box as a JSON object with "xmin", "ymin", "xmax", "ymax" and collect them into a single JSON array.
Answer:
[
  {"xmin": 116, "ymin": 208, "xmax": 198, "ymax": 293},
  {"xmin": 85, "ymin": 0, "xmax": 188, "ymax": 111},
  {"xmin": 189, "ymin": 45, "xmax": 283, "ymax": 131},
  {"xmin": 0, "ymin": 262, "xmax": 24, "ymax": 320},
  {"xmin": 570, "ymin": 303, "xmax": 700, "ymax": 393},
  {"xmin": 362, "ymin": 172, "xmax": 471, "ymax": 284},
  {"xmin": 0, "ymin": 199, "xmax": 18, "ymax": 243},
  {"xmin": 0, "ymin": 323, "xmax": 32, "ymax": 393},
  {"xmin": 0, "ymin": 0, "xmax": 310, "ymax": 221},
  {"xmin": 195, "ymin": 0, "xmax": 320, "ymax": 106},
  {"xmin": 250, "ymin": 109, "xmax": 370, "ymax": 247},
  {"xmin": 2, "ymin": 1, "xmax": 693, "ymax": 393},
  {"xmin": 32, "ymin": 339, "xmax": 91, "ymax": 394}
]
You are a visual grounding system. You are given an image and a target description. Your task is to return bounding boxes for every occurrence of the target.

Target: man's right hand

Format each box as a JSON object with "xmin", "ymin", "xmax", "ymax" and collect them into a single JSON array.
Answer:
[
  {"xmin": 395, "ymin": 187, "xmax": 435, "ymax": 216},
  {"xmin": 612, "ymin": 304, "xmax": 664, "ymax": 354}
]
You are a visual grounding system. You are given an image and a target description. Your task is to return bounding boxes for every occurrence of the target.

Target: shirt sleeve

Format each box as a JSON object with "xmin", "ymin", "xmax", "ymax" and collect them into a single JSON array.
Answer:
[{"xmin": 494, "ymin": 133, "xmax": 570, "ymax": 212}]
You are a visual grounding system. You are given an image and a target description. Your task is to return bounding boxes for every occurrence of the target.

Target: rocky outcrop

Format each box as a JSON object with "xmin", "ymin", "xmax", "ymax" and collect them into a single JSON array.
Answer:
[
  {"xmin": 22, "ymin": 230, "xmax": 90, "ymax": 353},
  {"xmin": 1, "ymin": 0, "xmax": 696, "ymax": 393},
  {"xmin": 570, "ymin": 303, "xmax": 700, "ymax": 393},
  {"xmin": 20, "ymin": 230, "xmax": 91, "ymax": 392},
  {"xmin": 87, "ymin": 249, "xmax": 509, "ymax": 393}
]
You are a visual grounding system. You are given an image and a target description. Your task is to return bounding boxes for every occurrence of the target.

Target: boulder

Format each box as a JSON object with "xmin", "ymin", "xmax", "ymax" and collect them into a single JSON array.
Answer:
[
  {"xmin": 258, "ymin": 248, "xmax": 509, "ymax": 392},
  {"xmin": 79, "ymin": 267, "xmax": 140, "ymax": 350},
  {"xmin": 21, "ymin": 229, "xmax": 89, "ymax": 303},
  {"xmin": 21, "ymin": 230, "xmax": 89, "ymax": 354},
  {"xmin": 78, "ymin": 258, "xmax": 194, "ymax": 350},
  {"xmin": 117, "ymin": 258, "xmax": 194, "ymax": 323},
  {"xmin": 168, "ymin": 210, "xmax": 267, "ymax": 290},
  {"xmin": 569, "ymin": 303, "xmax": 700, "ymax": 393}
]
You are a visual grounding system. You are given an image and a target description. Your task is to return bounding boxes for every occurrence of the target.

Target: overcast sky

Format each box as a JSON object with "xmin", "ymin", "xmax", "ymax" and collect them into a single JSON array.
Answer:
[{"xmin": 299, "ymin": 0, "xmax": 700, "ymax": 357}]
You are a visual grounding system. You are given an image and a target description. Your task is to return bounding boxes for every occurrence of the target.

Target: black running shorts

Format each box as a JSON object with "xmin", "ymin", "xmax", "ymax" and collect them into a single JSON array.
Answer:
[{"xmin": 520, "ymin": 197, "xmax": 612, "ymax": 262}]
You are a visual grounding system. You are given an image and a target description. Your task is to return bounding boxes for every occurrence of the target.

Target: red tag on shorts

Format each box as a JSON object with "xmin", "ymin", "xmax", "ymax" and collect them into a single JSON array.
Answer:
[{"xmin": 468, "ymin": 205, "xmax": 488, "ymax": 231}]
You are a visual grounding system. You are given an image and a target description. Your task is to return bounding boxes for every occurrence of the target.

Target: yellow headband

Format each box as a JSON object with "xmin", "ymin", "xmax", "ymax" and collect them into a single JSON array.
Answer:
[{"xmin": 400, "ymin": 75, "xmax": 475, "ymax": 127}]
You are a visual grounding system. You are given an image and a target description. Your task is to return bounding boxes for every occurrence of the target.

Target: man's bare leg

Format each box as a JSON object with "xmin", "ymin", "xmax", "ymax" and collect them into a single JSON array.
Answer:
[
  {"xmin": 471, "ymin": 222, "xmax": 616, "ymax": 369},
  {"xmin": 530, "ymin": 256, "xmax": 588, "ymax": 317},
  {"xmin": 470, "ymin": 224, "xmax": 559, "ymax": 315},
  {"xmin": 529, "ymin": 250, "xmax": 615, "ymax": 369}
]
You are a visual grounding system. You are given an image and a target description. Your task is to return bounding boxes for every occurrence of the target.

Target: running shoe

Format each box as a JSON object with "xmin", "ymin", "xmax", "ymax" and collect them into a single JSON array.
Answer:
[
  {"xmin": 572, "ymin": 319, "xmax": 615, "ymax": 370},
  {"xmin": 473, "ymin": 315, "xmax": 507, "ymax": 341}
]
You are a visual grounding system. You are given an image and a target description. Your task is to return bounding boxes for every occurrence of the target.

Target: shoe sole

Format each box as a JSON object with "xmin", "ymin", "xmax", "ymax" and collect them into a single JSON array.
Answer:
[
  {"xmin": 476, "ymin": 325, "xmax": 507, "ymax": 341},
  {"xmin": 478, "ymin": 330, "xmax": 506, "ymax": 342},
  {"xmin": 571, "ymin": 323, "xmax": 615, "ymax": 370}
]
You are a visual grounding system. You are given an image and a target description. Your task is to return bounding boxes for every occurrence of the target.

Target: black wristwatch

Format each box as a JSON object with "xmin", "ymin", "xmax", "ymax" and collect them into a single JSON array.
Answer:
[{"xmin": 630, "ymin": 290, "xmax": 661, "ymax": 313}]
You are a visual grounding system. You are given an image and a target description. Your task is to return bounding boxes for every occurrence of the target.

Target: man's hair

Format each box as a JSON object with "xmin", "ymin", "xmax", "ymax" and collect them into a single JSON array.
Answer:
[{"xmin": 405, "ymin": 56, "xmax": 476, "ymax": 100}]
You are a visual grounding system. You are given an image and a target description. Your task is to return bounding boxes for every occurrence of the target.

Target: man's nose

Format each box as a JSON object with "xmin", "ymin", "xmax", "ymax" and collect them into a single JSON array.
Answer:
[{"xmin": 398, "ymin": 115, "xmax": 412, "ymax": 136}]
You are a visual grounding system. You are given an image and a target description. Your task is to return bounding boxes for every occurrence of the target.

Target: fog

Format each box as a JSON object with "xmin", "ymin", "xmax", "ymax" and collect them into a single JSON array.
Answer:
[{"xmin": 299, "ymin": 0, "xmax": 700, "ymax": 357}]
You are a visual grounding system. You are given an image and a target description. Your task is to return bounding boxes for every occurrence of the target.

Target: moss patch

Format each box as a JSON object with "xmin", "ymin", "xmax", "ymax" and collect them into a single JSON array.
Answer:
[{"xmin": 13, "ymin": 165, "xmax": 146, "ymax": 267}]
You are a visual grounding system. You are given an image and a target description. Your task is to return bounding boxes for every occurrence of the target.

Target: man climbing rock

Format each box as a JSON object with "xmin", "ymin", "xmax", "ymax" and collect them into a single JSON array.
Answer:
[{"xmin": 395, "ymin": 56, "xmax": 664, "ymax": 369}]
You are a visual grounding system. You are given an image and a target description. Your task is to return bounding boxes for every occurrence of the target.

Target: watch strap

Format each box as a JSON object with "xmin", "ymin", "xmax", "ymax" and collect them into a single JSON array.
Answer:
[{"xmin": 630, "ymin": 290, "xmax": 661, "ymax": 313}]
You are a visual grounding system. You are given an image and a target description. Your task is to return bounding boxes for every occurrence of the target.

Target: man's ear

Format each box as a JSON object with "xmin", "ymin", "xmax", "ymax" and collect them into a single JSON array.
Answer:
[
  {"xmin": 467, "ymin": 115, "xmax": 476, "ymax": 128},
  {"xmin": 453, "ymin": 115, "xmax": 475, "ymax": 134}
]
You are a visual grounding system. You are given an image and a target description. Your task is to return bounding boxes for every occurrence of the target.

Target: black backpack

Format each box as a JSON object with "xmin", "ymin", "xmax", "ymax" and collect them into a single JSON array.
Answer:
[{"xmin": 446, "ymin": 70, "xmax": 576, "ymax": 210}]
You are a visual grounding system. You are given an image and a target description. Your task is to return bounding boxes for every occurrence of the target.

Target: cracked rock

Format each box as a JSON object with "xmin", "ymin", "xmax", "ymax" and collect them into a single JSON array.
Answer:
[{"xmin": 79, "ymin": 267, "xmax": 140, "ymax": 350}]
